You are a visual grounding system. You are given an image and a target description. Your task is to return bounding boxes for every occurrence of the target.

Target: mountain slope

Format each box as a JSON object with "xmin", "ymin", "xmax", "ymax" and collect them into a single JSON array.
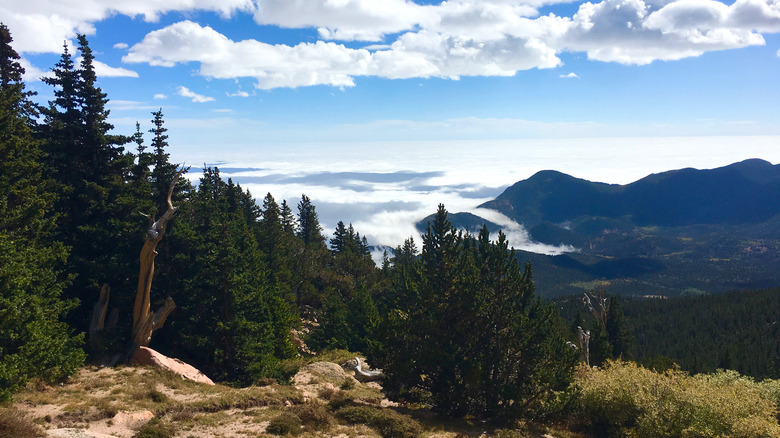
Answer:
[
  {"xmin": 475, "ymin": 159, "xmax": 780, "ymax": 297},
  {"xmin": 480, "ymin": 159, "xmax": 780, "ymax": 229}
]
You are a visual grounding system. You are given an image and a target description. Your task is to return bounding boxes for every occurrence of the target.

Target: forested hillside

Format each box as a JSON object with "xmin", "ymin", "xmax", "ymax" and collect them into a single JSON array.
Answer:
[{"xmin": 557, "ymin": 288, "xmax": 780, "ymax": 379}]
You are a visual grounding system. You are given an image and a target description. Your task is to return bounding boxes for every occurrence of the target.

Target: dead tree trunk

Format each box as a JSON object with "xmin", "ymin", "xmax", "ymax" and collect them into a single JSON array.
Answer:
[{"xmin": 129, "ymin": 167, "xmax": 189, "ymax": 351}]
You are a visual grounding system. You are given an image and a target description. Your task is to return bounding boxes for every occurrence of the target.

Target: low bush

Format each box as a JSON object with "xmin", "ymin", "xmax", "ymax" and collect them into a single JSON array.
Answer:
[
  {"xmin": 291, "ymin": 401, "xmax": 334, "ymax": 431},
  {"xmin": 267, "ymin": 411, "xmax": 302, "ymax": 435},
  {"xmin": 574, "ymin": 361, "xmax": 780, "ymax": 438},
  {"xmin": 0, "ymin": 409, "xmax": 46, "ymax": 438},
  {"xmin": 335, "ymin": 405, "xmax": 422, "ymax": 438},
  {"xmin": 133, "ymin": 417, "xmax": 175, "ymax": 438}
]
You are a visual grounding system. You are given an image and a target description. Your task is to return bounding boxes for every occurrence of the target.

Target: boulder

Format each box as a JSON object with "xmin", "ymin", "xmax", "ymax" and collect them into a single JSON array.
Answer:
[
  {"xmin": 293, "ymin": 361, "xmax": 354, "ymax": 386},
  {"xmin": 130, "ymin": 346, "xmax": 214, "ymax": 385}
]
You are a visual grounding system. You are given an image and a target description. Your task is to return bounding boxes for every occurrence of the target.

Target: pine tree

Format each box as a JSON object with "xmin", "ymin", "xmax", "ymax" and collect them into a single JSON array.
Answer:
[
  {"xmin": 296, "ymin": 194, "xmax": 325, "ymax": 248},
  {"xmin": 0, "ymin": 24, "xmax": 85, "ymax": 400},
  {"xmin": 331, "ymin": 220, "xmax": 348, "ymax": 254},
  {"xmin": 280, "ymin": 200, "xmax": 296, "ymax": 234},
  {"xmin": 39, "ymin": 35, "xmax": 137, "ymax": 336},
  {"xmin": 379, "ymin": 206, "xmax": 576, "ymax": 420},
  {"xmin": 166, "ymin": 168, "xmax": 296, "ymax": 383},
  {"xmin": 606, "ymin": 297, "xmax": 634, "ymax": 360},
  {"xmin": 149, "ymin": 109, "xmax": 180, "ymax": 214}
]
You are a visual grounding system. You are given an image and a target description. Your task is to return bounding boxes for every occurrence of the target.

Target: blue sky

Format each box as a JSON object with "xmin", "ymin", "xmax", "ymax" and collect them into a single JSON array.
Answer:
[{"xmin": 4, "ymin": 0, "xmax": 780, "ymax": 253}]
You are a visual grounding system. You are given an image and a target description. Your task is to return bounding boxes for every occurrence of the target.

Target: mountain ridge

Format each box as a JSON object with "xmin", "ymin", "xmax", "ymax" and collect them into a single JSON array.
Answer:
[{"xmin": 479, "ymin": 158, "xmax": 780, "ymax": 229}]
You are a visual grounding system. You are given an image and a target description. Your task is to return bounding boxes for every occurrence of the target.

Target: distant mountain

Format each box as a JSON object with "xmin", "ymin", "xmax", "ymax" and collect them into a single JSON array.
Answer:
[
  {"xmin": 416, "ymin": 212, "xmax": 501, "ymax": 234},
  {"xmin": 469, "ymin": 159, "xmax": 780, "ymax": 297},
  {"xmin": 480, "ymin": 159, "xmax": 780, "ymax": 230}
]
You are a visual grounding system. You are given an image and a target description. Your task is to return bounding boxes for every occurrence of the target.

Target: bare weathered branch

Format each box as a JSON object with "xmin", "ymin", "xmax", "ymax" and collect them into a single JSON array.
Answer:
[
  {"xmin": 131, "ymin": 166, "xmax": 188, "ymax": 349},
  {"xmin": 89, "ymin": 284, "xmax": 111, "ymax": 349}
]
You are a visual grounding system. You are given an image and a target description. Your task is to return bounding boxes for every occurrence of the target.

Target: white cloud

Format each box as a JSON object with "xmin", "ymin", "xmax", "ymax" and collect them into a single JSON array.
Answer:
[
  {"xmin": 154, "ymin": 93, "xmax": 167, "ymax": 99},
  {"xmin": 4, "ymin": 0, "xmax": 780, "ymax": 89},
  {"xmin": 124, "ymin": 20, "xmax": 561, "ymax": 88},
  {"xmin": 560, "ymin": 72, "xmax": 579, "ymax": 78},
  {"xmin": 108, "ymin": 100, "xmax": 158, "ymax": 110},
  {"xmin": 560, "ymin": 0, "xmax": 771, "ymax": 64},
  {"xmin": 177, "ymin": 85, "xmax": 215, "ymax": 102},
  {"xmin": 19, "ymin": 57, "xmax": 49, "ymax": 82},
  {"xmin": 228, "ymin": 90, "xmax": 251, "ymax": 97},
  {"xmin": 113, "ymin": 42, "xmax": 129, "ymax": 49},
  {"xmin": 213, "ymin": 108, "xmax": 233, "ymax": 112},
  {"xmin": 254, "ymin": 0, "xmax": 437, "ymax": 42},
  {"xmin": 92, "ymin": 59, "xmax": 139, "ymax": 77},
  {"xmin": 1, "ymin": 1, "xmax": 255, "ymax": 53}
]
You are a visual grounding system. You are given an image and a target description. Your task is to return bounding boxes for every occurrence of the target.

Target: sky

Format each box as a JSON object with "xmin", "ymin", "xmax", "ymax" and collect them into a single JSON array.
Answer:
[{"xmin": 4, "ymin": 0, "xmax": 780, "ymax": 256}]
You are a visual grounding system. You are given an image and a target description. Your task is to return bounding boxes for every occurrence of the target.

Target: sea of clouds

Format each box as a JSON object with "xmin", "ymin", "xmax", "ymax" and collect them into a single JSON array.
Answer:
[{"xmin": 173, "ymin": 136, "xmax": 780, "ymax": 260}]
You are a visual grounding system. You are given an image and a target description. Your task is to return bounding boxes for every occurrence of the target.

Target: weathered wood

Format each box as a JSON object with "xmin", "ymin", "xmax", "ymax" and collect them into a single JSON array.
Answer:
[
  {"xmin": 88, "ymin": 284, "xmax": 111, "ymax": 350},
  {"xmin": 130, "ymin": 167, "xmax": 189, "ymax": 349}
]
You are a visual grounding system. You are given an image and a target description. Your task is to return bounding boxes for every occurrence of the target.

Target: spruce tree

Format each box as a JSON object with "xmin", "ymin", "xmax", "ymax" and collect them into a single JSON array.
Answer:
[
  {"xmin": 296, "ymin": 194, "xmax": 325, "ymax": 248},
  {"xmin": 379, "ymin": 206, "xmax": 577, "ymax": 420},
  {"xmin": 0, "ymin": 24, "xmax": 85, "ymax": 400},
  {"xmin": 39, "ymin": 35, "xmax": 137, "ymax": 336},
  {"xmin": 166, "ymin": 168, "xmax": 296, "ymax": 383}
]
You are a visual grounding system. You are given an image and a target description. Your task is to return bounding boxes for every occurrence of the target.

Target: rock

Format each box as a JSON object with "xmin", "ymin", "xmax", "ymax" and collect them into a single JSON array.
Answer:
[
  {"xmin": 130, "ymin": 346, "xmax": 214, "ymax": 385},
  {"xmin": 47, "ymin": 429, "xmax": 116, "ymax": 438},
  {"xmin": 293, "ymin": 361, "xmax": 351, "ymax": 385},
  {"xmin": 110, "ymin": 410, "xmax": 154, "ymax": 428}
]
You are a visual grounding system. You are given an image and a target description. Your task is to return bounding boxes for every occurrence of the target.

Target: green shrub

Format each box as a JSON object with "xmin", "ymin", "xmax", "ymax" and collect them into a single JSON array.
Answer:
[
  {"xmin": 266, "ymin": 411, "xmax": 302, "ymax": 435},
  {"xmin": 574, "ymin": 361, "xmax": 780, "ymax": 438},
  {"xmin": 133, "ymin": 418, "xmax": 175, "ymax": 438},
  {"xmin": 335, "ymin": 405, "xmax": 422, "ymax": 438},
  {"xmin": 291, "ymin": 401, "xmax": 334, "ymax": 431}
]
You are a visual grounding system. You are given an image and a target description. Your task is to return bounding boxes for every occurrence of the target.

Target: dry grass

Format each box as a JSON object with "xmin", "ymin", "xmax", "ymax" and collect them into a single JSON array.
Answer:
[
  {"xmin": 9, "ymin": 358, "xmax": 579, "ymax": 438},
  {"xmin": 0, "ymin": 408, "xmax": 46, "ymax": 438}
]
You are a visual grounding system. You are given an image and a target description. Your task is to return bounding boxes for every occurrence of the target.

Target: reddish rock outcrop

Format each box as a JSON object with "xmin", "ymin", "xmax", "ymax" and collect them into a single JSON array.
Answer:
[{"xmin": 130, "ymin": 346, "xmax": 214, "ymax": 385}]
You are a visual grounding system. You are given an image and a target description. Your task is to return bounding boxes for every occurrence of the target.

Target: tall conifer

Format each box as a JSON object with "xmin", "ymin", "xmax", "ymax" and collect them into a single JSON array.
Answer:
[{"xmin": 0, "ymin": 24, "xmax": 85, "ymax": 400}]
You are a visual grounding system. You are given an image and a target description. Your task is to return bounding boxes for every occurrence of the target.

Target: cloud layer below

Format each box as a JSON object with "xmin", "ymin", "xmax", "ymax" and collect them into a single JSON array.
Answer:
[
  {"xmin": 5, "ymin": 0, "xmax": 780, "ymax": 86},
  {"xmin": 195, "ymin": 135, "xmax": 780, "ymax": 257}
]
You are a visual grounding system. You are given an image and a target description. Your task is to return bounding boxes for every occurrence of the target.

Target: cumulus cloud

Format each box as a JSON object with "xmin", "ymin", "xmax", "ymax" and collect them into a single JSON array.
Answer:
[
  {"xmin": 154, "ymin": 93, "xmax": 167, "ymax": 99},
  {"xmin": 1, "ymin": 1, "xmax": 254, "ymax": 54},
  {"xmin": 113, "ymin": 42, "xmax": 129, "ymax": 49},
  {"xmin": 254, "ymin": 0, "xmax": 437, "ymax": 42},
  {"xmin": 5, "ymin": 0, "xmax": 780, "ymax": 88},
  {"xmin": 91, "ymin": 59, "xmax": 139, "ymax": 77},
  {"xmin": 228, "ymin": 90, "xmax": 251, "ymax": 97},
  {"xmin": 124, "ymin": 19, "xmax": 561, "ymax": 88},
  {"xmin": 559, "ymin": 72, "xmax": 579, "ymax": 78},
  {"xmin": 177, "ymin": 85, "xmax": 215, "ymax": 102},
  {"xmin": 560, "ymin": 0, "xmax": 772, "ymax": 64},
  {"xmin": 19, "ymin": 57, "xmax": 48, "ymax": 82}
]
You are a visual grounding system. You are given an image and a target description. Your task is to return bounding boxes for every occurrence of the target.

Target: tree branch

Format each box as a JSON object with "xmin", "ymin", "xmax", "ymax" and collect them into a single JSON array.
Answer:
[{"xmin": 131, "ymin": 166, "xmax": 188, "ymax": 348}]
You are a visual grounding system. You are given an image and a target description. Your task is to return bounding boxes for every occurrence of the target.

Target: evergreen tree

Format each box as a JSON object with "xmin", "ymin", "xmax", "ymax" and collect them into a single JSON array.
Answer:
[
  {"xmin": 166, "ymin": 168, "xmax": 296, "ymax": 383},
  {"xmin": 39, "ymin": 35, "xmax": 137, "ymax": 336},
  {"xmin": 0, "ymin": 24, "xmax": 85, "ymax": 400},
  {"xmin": 149, "ymin": 109, "xmax": 179, "ymax": 214},
  {"xmin": 296, "ymin": 194, "xmax": 325, "ymax": 248},
  {"xmin": 310, "ymin": 219, "xmax": 380, "ymax": 353},
  {"xmin": 379, "ymin": 206, "xmax": 576, "ymax": 420},
  {"xmin": 331, "ymin": 220, "xmax": 348, "ymax": 254},
  {"xmin": 605, "ymin": 297, "xmax": 634, "ymax": 360},
  {"xmin": 280, "ymin": 200, "xmax": 296, "ymax": 235}
]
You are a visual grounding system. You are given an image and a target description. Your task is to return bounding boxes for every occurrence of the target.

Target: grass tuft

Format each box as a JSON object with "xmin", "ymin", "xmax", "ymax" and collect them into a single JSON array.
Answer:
[
  {"xmin": 133, "ymin": 417, "xmax": 176, "ymax": 438},
  {"xmin": 266, "ymin": 411, "xmax": 302, "ymax": 436},
  {"xmin": 0, "ymin": 409, "xmax": 46, "ymax": 438}
]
